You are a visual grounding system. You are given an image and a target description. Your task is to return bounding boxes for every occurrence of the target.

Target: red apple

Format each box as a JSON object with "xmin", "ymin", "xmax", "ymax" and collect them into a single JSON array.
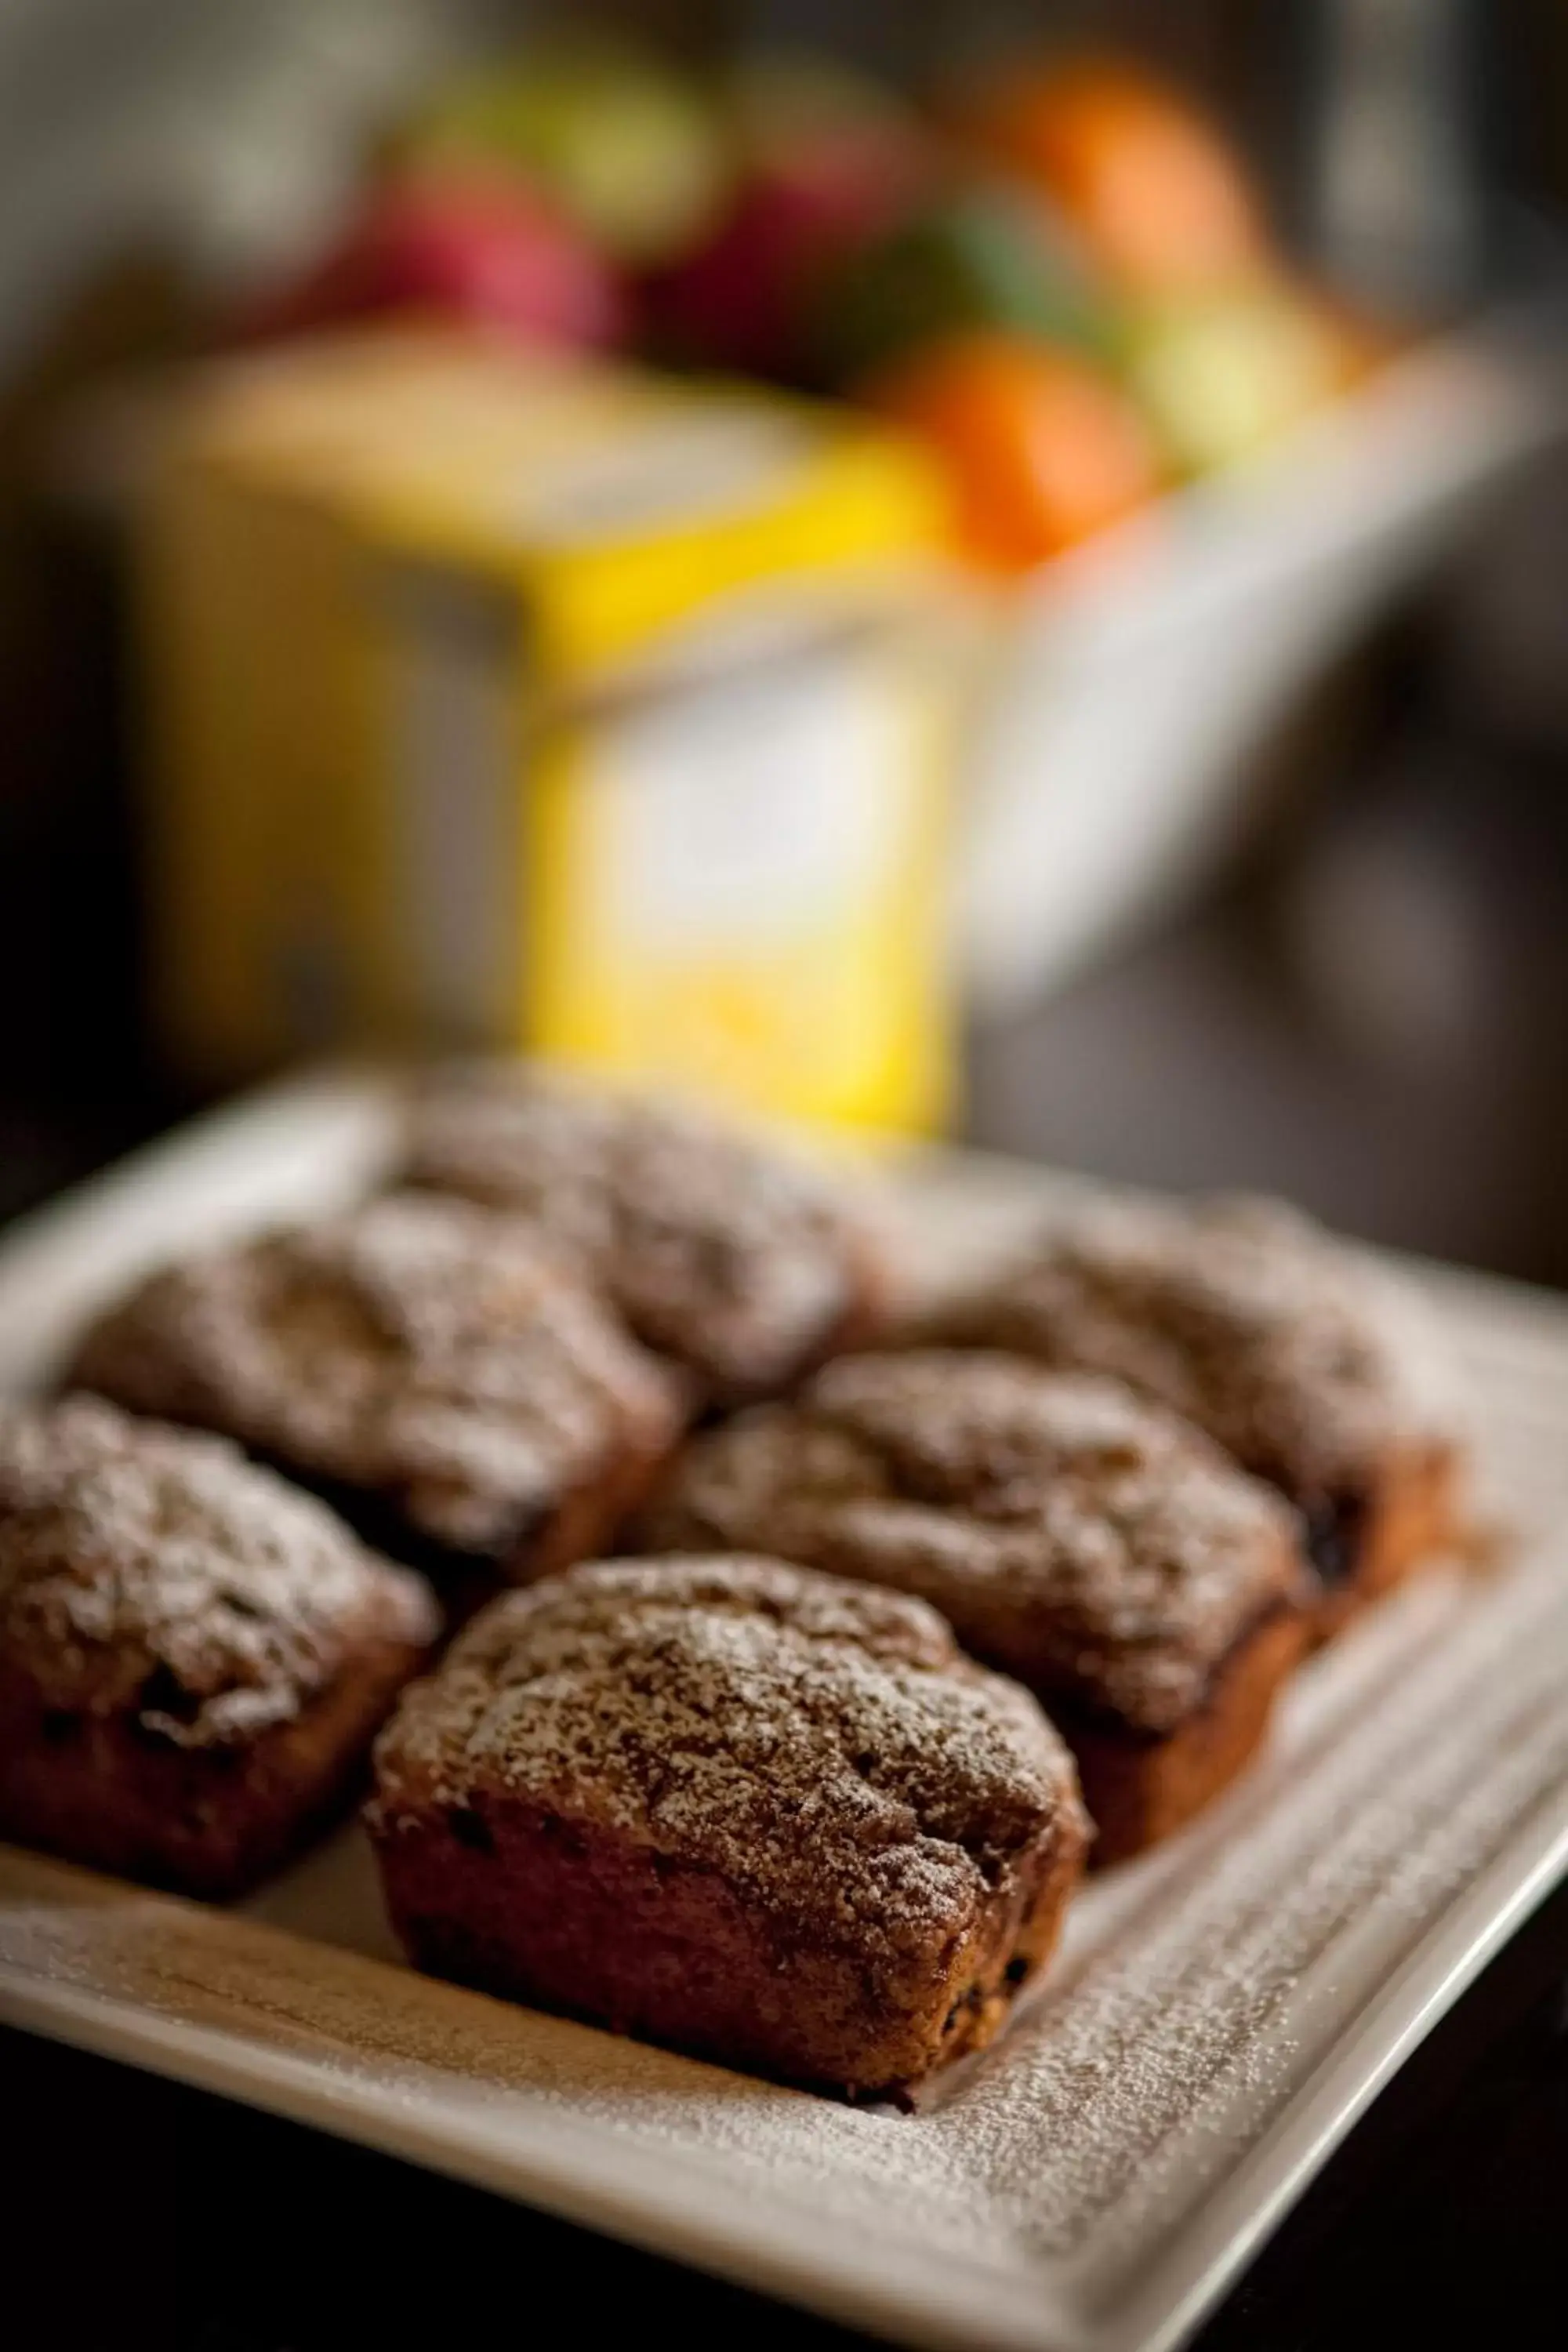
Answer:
[
  {"xmin": 645, "ymin": 140, "xmax": 932, "ymax": 379},
  {"xmin": 398, "ymin": 42, "xmax": 729, "ymax": 267},
  {"xmin": 239, "ymin": 180, "xmax": 625, "ymax": 350},
  {"xmin": 643, "ymin": 64, "xmax": 935, "ymax": 382}
]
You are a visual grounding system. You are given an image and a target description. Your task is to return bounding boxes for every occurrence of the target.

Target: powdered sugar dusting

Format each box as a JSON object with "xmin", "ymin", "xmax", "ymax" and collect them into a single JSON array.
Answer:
[
  {"xmin": 7, "ymin": 1123, "xmax": 1568, "ymax": 2350},
  {"xmin": 935, "ymin": 1192, "xmax": 1454, "ymax": 1508},
  {"xmin": 0, "ymin": 1396, "xmax": 437, "ymax": 1744},
  {"xmin": 644, "ymin": 1351, "xmax": 1305, "ymax": 1733},
  {"xmin": 924, "ymin": 1552, "xmax": 1568, "ymax": 2266},
  {"xmin": 69, "ymin": 1193, "xmax": 677, "ymax": 1559},
  {"xmin": 372, "ymin": 1554, "xmax": 1083, "ymax": 1967},
  {"xmin": 264, "ymin": 1228, "xmax": 1568, "ymax": 2278},
  {"xmin": 402, "ymin": 1068, "xmax": 878, "ymax": 1396}
]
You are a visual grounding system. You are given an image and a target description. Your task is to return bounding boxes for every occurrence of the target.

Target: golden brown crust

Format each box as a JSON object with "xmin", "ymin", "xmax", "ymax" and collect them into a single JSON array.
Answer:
[
  {"xmin": 68, "ymin": 1194, "xmax": 684, "ymax": 1581},
  {"xmin": 400, "ymin": 1068, "xmax": 889, "ymax": 1403},
  {"xmin": 369, "ymin": 1555, "xmax": 1087, "ymax": 2095},
  {"xmin": 0, "ymin": 1399, "xmax": 437, "ymax": 1898}
]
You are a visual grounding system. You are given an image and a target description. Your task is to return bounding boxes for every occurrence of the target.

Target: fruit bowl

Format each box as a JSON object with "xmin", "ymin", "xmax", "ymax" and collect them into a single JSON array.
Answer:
[{"xmin": 957, "ymin": 318, "xmax": 1564, "ymax": 1012}]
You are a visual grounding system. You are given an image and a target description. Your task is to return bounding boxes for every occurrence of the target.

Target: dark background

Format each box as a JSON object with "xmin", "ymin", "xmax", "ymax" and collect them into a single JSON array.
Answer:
[{"xmin": 5, "ymin": 5, "xmax": 1568, "ymax": 2346}]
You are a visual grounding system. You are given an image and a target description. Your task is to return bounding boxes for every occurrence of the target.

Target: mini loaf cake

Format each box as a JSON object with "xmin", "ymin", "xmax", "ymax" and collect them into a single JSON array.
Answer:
[
  {"xmin": 641, "ymin": 1352, "xmax": 1313, "ymax": 1862},
  {"xmin": 398, "ymin": 1067, "xmax": 887, "ymax": 1403},
  {"xmin": 928, "ymin": 1196, "xmax": 1459, "ymax": 1639},
  {"xmin": 368, "ymin": 1554, "xmax": 1088, "ymax": 2096},
  {"xmin": 0, "ymin": 1397, "xmax": 437, "ymax": 1898},
  {"xmin": 68, "ymin": 1194, "xmax": 682, "ymax": 1586}
]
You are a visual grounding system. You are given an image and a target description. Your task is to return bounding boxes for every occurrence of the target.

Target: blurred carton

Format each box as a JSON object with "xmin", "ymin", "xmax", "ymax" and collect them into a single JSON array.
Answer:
[{"xmin": 137, "ymin": 328, "xmax": 960, "ymax": 1134}]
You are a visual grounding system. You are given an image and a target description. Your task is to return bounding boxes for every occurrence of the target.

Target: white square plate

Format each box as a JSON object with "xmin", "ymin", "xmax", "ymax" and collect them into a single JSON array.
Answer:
[{"xmin": 3, "ymin": 1071, "xmax": 1567, "ymax": 2352}]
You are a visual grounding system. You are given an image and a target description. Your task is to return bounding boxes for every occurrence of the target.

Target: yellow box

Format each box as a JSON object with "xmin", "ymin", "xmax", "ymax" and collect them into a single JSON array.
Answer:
[{"xmin": 137, "ymin": 327, "xmax": 960, "ymax": 1136}]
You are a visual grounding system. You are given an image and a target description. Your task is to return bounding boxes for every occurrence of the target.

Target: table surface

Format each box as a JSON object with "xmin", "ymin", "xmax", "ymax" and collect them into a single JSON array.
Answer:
[{"xmin": 5, "ymin": 1110, "xmax": 1568, "ymax": 2352}]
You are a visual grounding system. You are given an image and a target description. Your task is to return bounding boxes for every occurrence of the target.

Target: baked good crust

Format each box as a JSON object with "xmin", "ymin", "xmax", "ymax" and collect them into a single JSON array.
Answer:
[
  {"xmin": 0, "ymin": 1399, "xmax": 437, "ymax": 1898},
  {"xmin": 0, "ymin": 1635, "xmax": 427, "ymax": 1900},
  {"xmin": 1054, "ymin": 1602, "xmax": 1308, "ymax": 1864},
  {"xmin": 930, "ymin": 1196, "xmax": 1461, "ymax": 1637},
  {"xmin": 67, "ymin": 1193, "xmax": 683, "ymax": 1584},
  {"xmin": 368, "ymin": 1555, "xmax": 1088, "ymax": 2096},
  {"xmin": 638, "ymin": 1352, "xmax": 1312, "ymax": 1858},
  {"xmin": 400, "ymin": 1067, "xmax": 890, "ymax": 1403},
  {"xmin": 1310, "ymin": 1439, "xmax": 1458, "ymax": 1644}
]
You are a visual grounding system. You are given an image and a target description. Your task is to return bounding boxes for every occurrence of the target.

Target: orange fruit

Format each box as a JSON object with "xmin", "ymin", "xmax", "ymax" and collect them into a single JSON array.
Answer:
[
  {"xmin": 862, "ymin": 329, "xmax": 1162, "ymax": 573},
  {"xmin": 964, "ymin": 57, "xmax": 1270, "ymax": 297}
]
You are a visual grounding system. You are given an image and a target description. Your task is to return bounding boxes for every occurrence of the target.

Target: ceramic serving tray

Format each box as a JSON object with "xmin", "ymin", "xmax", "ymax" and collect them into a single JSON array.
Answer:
[{"xmin": 4, "ymin": 1069, "xmax": 1568, "ymax": 2352}]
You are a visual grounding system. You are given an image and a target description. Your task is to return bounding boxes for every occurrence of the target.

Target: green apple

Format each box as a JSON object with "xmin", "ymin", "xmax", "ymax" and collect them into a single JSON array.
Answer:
[
  {"xmin": 809, "ymin": 183, "xmax": 1108, "ymax": 390},
  {"xmin": 1120, "ymin": 284, "xmax": 1344, "ymax": 477},
  {"xmin": 405, "ymin": 42, "xmax": 728, "ymax": 267}
]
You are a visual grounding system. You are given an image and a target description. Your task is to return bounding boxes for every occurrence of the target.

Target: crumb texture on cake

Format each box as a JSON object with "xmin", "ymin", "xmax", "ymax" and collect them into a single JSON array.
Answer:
[
  {"xmin": 642, "ymin": 1353, "xmax": 1306, "ymax": 1734},
  {"xmin": 936, "ymin": 1195, "xmax": 1454, "ymax": 1507},
  {"xmin": 69, "ymin": 1194, "xmax": 677, "ymax": 1559},
  {"xmin": 0, "ymin": 1396, "xmax": 437, "ymax": 1744},
  {"xmin": 372, "ymin": 1554, "xmax": 1082, "ymax": 1964},
  {"xmin": 401, "ymin": 1069, "xmax": 877, "ymax": 1395}
]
